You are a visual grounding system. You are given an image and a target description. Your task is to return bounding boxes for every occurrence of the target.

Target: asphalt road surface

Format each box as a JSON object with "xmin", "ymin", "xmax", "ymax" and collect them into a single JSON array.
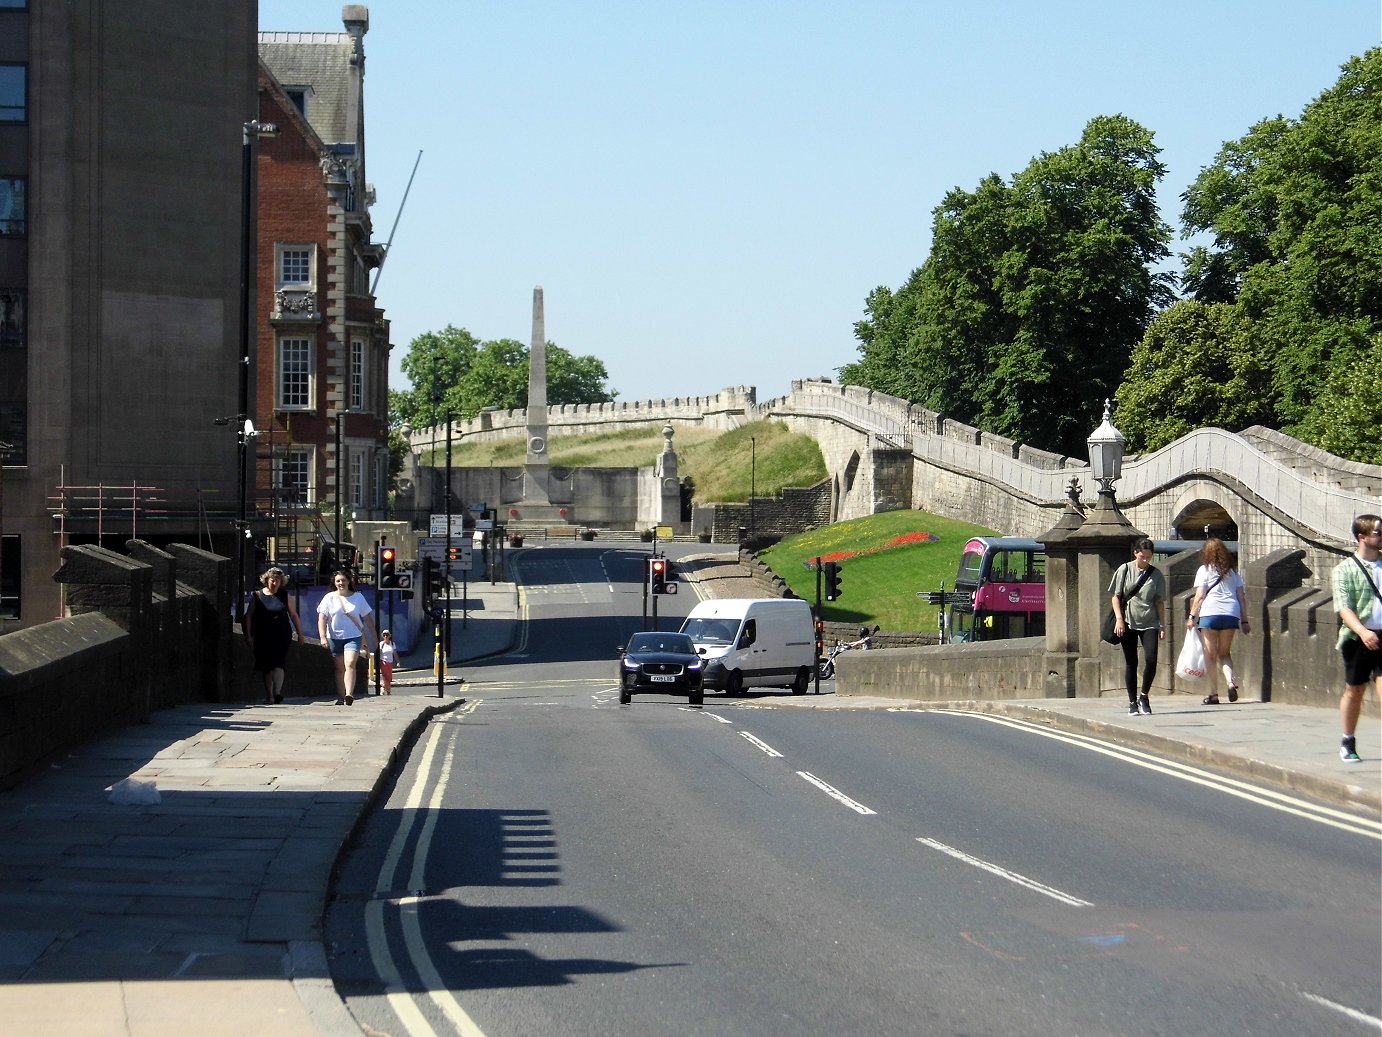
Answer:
[{"xmin": 326, "ymin": 546, "xmax": 1382, "ymax": 1037}]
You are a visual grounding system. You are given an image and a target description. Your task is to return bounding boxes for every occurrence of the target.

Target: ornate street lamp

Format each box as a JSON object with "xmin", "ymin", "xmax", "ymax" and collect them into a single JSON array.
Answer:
[{"xmin": 1087, "ymin": 398, "xmax": 1125, "ymax": 499}]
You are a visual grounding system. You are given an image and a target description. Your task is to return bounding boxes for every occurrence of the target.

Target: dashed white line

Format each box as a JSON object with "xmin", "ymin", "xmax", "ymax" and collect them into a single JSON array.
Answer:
[
  {"xmin": 797, "ymin": 770, "xmax": 877, "ymax": 815},
  {"xmin": 739, "ymin": 731, "xmax": 784, "ymax": 757},
  {"xmin": 916, "ymin": 837, "xmax": 1094, "ymax": 907},
  {"xmin": 1299, "ymin": 990, "xmax": 1382, "ymax": 1030}
]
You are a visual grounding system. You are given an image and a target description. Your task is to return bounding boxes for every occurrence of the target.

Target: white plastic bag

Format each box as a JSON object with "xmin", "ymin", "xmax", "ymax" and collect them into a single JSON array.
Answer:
[
  {"xmin": 1176, "ymin": 633, "xmax": 1207, "ymax": 682},
  {"xmin": 107, "ymin": 777, "xmax": 161, "ymax": 805}
]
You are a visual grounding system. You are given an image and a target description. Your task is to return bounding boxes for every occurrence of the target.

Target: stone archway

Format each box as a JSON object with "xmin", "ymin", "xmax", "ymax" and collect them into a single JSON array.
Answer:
[{"xmin": 1170, "ymin": 496, "xmax": 1239, "ymax": 542}]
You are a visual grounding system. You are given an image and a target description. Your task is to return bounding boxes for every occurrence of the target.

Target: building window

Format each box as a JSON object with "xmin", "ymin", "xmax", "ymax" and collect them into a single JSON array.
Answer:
[
  {"xmin": 0, "ymin": 177, "xmax": 25, "ymax": 237},
  {"xmin": 278, "ymin": 447, "xmax": 313, "ymax": 507},
  {"xmin": 0, "ymin": 288, "xmax": 22, "ymax": 350},
  {"xmin": 0, "ymin": 65, "xmax": 23, "ymax": 123},
  {"xmin": 350, "ymin": 339, "xmax": 365, "ymax": 410},
  {"xmin": 350, "ymin": 449, "xmax": 365, "ymax": 508},
  {"xmin": 276, "ymin": 245, "xmax": 314, "ymax": 288},
  {"xmin": 0, "ymin": 533, "xmax": 18, "ymax": 622},
  {"xmin": 277, "ymin": 337, "xmax": 312, "ymax": 410},
  {"xmin": 283, "ymin": 86, "xmax": 309, "ymax": 117}
]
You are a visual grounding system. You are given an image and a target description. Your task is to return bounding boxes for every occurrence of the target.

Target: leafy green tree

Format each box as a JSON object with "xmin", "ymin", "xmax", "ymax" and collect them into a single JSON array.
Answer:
[
  {"xmin": 1114, "ymin": 301, "xmax": 1274, "ymax": 451},
  {"xmin": 391, "ymin": 326, "xmax": 615, "ymax": 429},
  {"xmin": 844, "ymin": 116, "xmax": 1173, "ymax": 456},
  {"xmin": 1155, "ymin": 48, "xmax": 1382, "ymax": 456}
]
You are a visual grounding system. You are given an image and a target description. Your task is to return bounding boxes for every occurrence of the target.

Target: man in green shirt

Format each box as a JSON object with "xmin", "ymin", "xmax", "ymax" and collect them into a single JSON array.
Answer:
[{"xmin": 1330, "ymin": 514, "xmax": 1382, "ymax": 762}]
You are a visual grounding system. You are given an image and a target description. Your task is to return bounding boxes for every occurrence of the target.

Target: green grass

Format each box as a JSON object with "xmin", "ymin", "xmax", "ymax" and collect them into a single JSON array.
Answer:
[
  {"xmin": 760, "ymin": 511, "xmax": 999, "ymax": 632},
  {"xmin": 421, "ymin": 419, "xmax": 827, "ymax": 503}
]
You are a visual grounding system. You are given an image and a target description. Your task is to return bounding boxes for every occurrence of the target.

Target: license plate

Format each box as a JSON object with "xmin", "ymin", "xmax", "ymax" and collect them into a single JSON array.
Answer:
[{"xmin": 649, "ymin": 674, "xmax": 675, "ymax": 683}]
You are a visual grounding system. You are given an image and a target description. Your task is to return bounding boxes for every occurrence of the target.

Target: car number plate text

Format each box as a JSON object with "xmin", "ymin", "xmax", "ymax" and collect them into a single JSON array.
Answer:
[{"xmin": 650, "ymin": 675, "xmax": 675, "ymax": 683}]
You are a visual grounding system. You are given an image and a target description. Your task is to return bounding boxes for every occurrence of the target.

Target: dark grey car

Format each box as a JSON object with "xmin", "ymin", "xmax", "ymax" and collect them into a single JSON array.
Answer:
[{"xmin": 617, "ymin": 631, "xmax": 704, "ymax": 706}]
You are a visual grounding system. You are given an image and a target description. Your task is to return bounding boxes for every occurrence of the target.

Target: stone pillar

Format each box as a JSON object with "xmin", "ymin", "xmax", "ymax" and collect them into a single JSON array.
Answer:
[
  {"xmin": 54, "ymin": 545, "xmax": 156, "ymax": 720},
  {"xmin": 653, "ymin": 421, "xmax": 683, "ymax": 532},
  {"xmin": 523, "ymin": 285, "xmax": 552, "ymax": 506},
  {"xmin": 1038, "ymin": 483, "xmax": 1145, "ymax": 698},
  {"xmin": 168, "ymin": 543, "xmax": 234, "ymax": 702}
]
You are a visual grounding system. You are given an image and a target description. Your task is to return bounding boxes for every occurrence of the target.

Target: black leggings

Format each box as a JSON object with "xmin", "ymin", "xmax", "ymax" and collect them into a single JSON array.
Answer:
[{"xmin": 1120, "ymin": 627, "xmax": 1160, "ymax": 700}]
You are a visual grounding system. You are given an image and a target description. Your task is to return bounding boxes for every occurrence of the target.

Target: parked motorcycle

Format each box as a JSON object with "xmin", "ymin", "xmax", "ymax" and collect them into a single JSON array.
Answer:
[{"xmin": 817, "ymin": 626, "xmax": 879, "ymax": 680}]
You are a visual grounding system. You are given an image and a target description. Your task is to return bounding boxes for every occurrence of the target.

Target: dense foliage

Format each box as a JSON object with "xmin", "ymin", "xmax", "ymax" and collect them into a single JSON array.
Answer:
[
  {"xmin": 390, "ymin": 325, "xmax": 615, "ymax": 430},
  {"xmin": 1116, "ymin": 49, "xmax": 1382, "ymax": 462},
  {"xmin": 843, "ymin": 115, "xmax": 1174, "ymax": 457}
]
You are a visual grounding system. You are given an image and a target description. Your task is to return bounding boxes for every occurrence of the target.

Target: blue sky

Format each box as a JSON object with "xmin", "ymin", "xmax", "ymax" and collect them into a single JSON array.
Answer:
[{"xmin": 258, "ymin": 1, "xmax": 1378, "ymax": 405}]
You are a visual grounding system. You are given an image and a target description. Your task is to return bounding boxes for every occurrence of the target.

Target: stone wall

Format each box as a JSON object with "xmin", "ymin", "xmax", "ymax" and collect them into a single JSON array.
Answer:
[
  {"xmin": 0, "ymin": 540, "xmax": 306, "ymax": 790},
  {"xmin": 840, "ymin": 638, "xmax": 1048, "ymax": 700}
]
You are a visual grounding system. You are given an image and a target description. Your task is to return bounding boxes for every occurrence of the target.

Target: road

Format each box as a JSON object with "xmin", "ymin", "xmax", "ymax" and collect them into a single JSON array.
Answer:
[{"xmin": 326, "ymin": 546, "xmax": 1382, "ymax": 1037}]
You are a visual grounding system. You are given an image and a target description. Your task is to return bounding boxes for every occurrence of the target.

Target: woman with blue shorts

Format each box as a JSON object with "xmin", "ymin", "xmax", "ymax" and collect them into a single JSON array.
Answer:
[
  {"xmin": 1185, "ymin": 538, "xmax": 1250, "ymax": 705},
  {"xmin": 316, "ymin": 570, "xmax": 379, "ymax": 705}
]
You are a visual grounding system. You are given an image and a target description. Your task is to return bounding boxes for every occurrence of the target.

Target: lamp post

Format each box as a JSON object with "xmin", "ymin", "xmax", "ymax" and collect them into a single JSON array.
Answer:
[
  {"xmin": 236, "ymin": 119, "xmax": 278, "ymax": 619},
  {"xmin": 1087, "ymin": 398, "xmax": 1126, "ymax": 507}
]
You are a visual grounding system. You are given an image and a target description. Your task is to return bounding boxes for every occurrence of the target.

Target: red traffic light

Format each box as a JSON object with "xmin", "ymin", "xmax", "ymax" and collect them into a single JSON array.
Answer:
[{"xmin": 380, "ymin": 547, "xmax": 397, "ymax": 563}]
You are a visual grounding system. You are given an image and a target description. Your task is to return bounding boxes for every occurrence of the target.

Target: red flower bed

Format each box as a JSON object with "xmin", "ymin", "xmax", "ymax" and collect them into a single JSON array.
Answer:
[{"xmin": 811, "ymin": 532, "xmax": 938, "ymax": 565}]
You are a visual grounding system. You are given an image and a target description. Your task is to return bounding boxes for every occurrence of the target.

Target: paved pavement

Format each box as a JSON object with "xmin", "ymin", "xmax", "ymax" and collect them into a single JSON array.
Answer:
[{"xmin": 0, "ymin": 549, "xmax": 1376, "ymax": 1036}]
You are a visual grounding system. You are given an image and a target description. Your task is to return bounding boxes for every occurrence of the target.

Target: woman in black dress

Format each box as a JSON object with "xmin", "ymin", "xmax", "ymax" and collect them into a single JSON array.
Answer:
[{"xmin": 244, "ymin": 567, "xmax": 304, "ymax": 703}]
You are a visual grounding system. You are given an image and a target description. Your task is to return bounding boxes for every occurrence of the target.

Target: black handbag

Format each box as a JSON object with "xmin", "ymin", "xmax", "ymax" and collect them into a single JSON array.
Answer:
[{"xmin": 1103, "ymin": 565, "xmax": 1154, "ymax": 644}]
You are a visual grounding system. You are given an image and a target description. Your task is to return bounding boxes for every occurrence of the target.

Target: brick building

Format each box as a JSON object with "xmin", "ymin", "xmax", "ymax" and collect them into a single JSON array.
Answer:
[{"xmin": 257, "ymin": 6, "xmax": 391, "ymax": 575}]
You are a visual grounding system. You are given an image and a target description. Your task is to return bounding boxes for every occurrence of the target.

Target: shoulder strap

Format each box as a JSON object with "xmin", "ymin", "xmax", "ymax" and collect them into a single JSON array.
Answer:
[
  {"xmin": 1121, "ymin": 564, "xmax": 1154, "ymax": 602},
  {"xmin": 1352, "ymin": 556, "xmax": 1382, "ymax": 603}
]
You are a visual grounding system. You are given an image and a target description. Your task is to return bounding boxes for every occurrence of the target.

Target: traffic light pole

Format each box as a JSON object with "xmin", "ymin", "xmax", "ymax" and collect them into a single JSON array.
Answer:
[{"xmin": 814, "ymin": 559, "xmax": 823, "ymax": 693}]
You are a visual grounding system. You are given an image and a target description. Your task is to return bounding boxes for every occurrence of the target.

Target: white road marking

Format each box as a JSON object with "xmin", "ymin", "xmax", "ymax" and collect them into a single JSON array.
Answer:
[
  {"xmin": 797, "ymin": 770, "xmax": 877, "ymax": 815},
  {"xmin": 933, "ymin": 710, "xmax": 1382, "ymax": 841},
  {"xmin": 916, "ymin": 836, "xmax": 1094, "ymax": 908},
  {"xmin": 365, "ymin": 705, "xmax": 490, "ymax": 1037},
  {"xmin": 1299, "ymin": 990, "xmax": 1382, "ymax": 1030},
  {"xmin": 739, "ymin": 731, "xmax": 784, "ymax": 757}
]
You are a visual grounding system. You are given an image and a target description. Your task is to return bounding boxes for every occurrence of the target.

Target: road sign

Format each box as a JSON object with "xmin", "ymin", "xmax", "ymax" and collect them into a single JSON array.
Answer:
[
  {"xmin": 418, "ymin": 536, "xmax": 474, "ymax": 572},
  {"xmin": 429, "ymin": 514, "xmax": 468, "ymax": 536}
]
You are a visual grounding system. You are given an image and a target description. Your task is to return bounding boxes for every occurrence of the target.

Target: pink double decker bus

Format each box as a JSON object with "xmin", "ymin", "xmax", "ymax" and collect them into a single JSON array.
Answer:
[{"xmin": 946, "ymin": 536, "xmax": 1046, "ymax": 642}]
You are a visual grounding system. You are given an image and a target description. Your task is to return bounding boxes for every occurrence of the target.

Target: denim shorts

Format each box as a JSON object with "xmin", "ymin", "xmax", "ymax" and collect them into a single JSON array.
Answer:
[
  {"xmin": 329, "ymin": 637, "xmax": 362, "ymax": 657},
  {"xmin": 1198, "ymin": 615, "xmax": 1239, "ymax": 631}
]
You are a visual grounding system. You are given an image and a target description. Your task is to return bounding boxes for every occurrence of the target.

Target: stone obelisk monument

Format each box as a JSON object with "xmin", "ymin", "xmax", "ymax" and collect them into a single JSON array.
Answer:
[{"xmin": 520, "ymin": 285, "xmax": 556, "ymax": 513}]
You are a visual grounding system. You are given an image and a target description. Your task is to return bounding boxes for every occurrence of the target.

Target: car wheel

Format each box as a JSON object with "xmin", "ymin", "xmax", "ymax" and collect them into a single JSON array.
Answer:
[
  {"xmin": 690, "ymin": 689, "xmax": 703, "ymax": 707},
  {"xmin": 791, "ymin": 667, "xmax": 809, "ymax": 695},
  {"xmin": 726, "ymin": 670, "xmax": 744, "ymax": 697},
  {"xmin": 619, "ymin": 687, "xmax": 631, "ymax": 705}
]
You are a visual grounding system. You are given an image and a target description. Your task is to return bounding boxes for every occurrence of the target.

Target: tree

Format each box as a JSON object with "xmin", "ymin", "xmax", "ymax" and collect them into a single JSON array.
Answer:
[
  {"xmin": 1114, "ymin": 301, "xmax": 1274, "ymax": 451},
  {"xmin": 391, "ymin": 326, "xmax": 615, "ymax": 429},
  {"xmin": 844, "ymin": 116, "xmax": 1173, "ymax": 457},
  {"xmin": 1152, "ymin": 48, "xmax": 1382, "ymax": 457}
]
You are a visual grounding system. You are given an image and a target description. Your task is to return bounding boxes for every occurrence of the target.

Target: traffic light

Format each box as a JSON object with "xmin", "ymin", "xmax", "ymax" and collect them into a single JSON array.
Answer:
[
  {"xmin": 815, "ymin": 619, "xmax": 825, "ymax": 655},
  {"xmin": 824, "ymin": 562, "xmax": 843, "ymax": 601},
  {"xmin": 446, "ymin": 544, "xmax": 464, "ymax": 563},
  {"xmin": 377, "ymin": 545, "xmax": 398, "ymax": 589},
  {"xmin": 649, "ymin": 556, "xmax": 667, "ymax": 594},
  {"xmin": 661, "ymin": 559, "xmax": 678, "ymax": 595}
]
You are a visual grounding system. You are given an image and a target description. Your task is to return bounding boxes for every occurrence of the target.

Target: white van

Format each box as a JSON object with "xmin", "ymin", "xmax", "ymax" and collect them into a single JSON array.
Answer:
[{"xmin": 679, "ymin": 598, "xmax": 816, "ymax": 696}]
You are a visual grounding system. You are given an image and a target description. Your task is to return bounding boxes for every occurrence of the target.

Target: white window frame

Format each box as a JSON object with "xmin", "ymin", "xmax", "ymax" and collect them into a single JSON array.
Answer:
[
  {"xmin": 277, "ymin": 336, "xmax": 313, "ymax": 410},
  {"xmin": 278, "ymin": 447, "xmax": 314, "ymax": 507},
  {"xmin": 349, "ymin": 338, "xmax": 365, "ymax": 411},
  {"xmin": 349, "ymin": 448, "xmax": 366, "ymax": 507},
  {"xmin": 275, "ymin": 244, "xmax": 314, "ymax": 290}
]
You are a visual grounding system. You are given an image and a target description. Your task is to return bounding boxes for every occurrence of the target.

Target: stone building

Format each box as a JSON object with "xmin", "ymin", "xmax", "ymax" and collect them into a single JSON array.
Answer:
[
  {"xmin": 257, "ymin": 5, "xmax": 391, "ymax": 573},
  {"xmin": 0, "ymin": 1, "xmax": 258, "ymax": 629}
]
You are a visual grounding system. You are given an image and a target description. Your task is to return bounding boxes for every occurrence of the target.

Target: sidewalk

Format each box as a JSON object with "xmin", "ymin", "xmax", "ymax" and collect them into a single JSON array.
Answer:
[
  {"xmin": 0, "ymin": 557, "xmax": 1376, "ymax": 1037},
  {"xmin": 0, "ymin": 581, "xmax": 520, "ymax": 1037}
]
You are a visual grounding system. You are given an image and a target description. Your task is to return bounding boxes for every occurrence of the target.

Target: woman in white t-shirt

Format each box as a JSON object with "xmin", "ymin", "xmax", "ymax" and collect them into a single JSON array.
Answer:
[
  {"xmin": 1185, "ymin": 538, "xmax": 1249, "ymax": 705},
  {"xmin": 316, "ymin": 570, "xmax": 378, "ymax": 705}
]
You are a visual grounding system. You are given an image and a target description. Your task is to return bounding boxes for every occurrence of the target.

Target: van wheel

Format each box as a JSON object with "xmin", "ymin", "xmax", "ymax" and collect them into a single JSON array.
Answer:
[
  {"xmin": 726, "ymin": 671, "xmax": 744, "ymax": 697},
  {"xmin": 791, "ymin": 667, "xmax": 809, "ymax": 695}
]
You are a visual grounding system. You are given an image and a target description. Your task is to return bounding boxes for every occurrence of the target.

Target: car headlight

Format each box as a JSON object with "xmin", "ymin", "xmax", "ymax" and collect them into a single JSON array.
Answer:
[
  {"xmin": 622, "ymin": 658, "xmax": 640, "ymax": 670},
  {"xmin": 686, "ymin": 660, "xmax": 703, "ymax": 671}
]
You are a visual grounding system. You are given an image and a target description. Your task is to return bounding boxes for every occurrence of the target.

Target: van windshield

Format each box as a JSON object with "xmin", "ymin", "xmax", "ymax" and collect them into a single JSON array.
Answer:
[{"xmin": 682, "ymin": 617, "xmax": 738, "ymax": 645}]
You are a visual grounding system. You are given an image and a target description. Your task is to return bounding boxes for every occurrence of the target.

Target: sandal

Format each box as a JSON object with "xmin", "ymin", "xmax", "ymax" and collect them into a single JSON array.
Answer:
[
  {"xmin": 1226, "ymin": 684, "xmax": 1239, "ymax": 702},
  {"xmin": 1202, "ymin": 694, "xmax": 1220, "ymax": 705}
]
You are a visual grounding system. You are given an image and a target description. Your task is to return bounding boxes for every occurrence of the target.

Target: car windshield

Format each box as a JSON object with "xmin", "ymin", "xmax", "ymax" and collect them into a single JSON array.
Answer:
[
  {"xmin": 681, "ymin": 617, "xmax": 737, "ymax": 645},
  {"xmin": 628, "ymin": 633, "xmax": 694, "ymax": 654}
]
